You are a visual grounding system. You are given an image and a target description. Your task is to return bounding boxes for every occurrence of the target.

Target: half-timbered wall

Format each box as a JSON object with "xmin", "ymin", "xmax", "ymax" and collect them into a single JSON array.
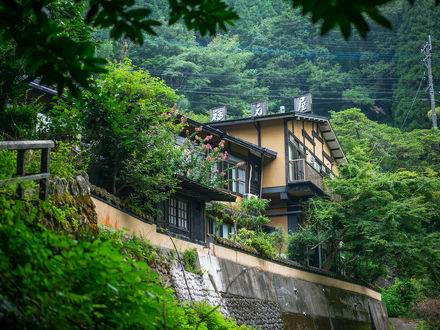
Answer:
[{"xmin": 288, "ymin": 118, "xmax": 339, "ymax": 176}]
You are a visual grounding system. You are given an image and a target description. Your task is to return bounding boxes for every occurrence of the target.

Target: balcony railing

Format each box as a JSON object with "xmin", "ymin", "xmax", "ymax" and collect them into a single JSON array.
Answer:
[{"xmin": 288, "ymin": 159, "xmax": 324, "ymax": 191}]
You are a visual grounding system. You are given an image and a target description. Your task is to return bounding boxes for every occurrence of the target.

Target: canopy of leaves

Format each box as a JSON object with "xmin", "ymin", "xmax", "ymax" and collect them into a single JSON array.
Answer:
[
  {"xmin": 0, "ymin": 190, "xmax": 248, "ymax": 328},
  {"xmin": 2, "ymin": 0, "xmax": 437, "ymax": 104},
  {"xmin": 72, "ymin": 60, "xmax": 184, "ymax": 209},
  {"xmin": 289, "ymin": 148, "xmax": 440, "ymax": 284},
  {"xmin": 330, "ymin": 108, "xmax": 440, "ymax": 172}
]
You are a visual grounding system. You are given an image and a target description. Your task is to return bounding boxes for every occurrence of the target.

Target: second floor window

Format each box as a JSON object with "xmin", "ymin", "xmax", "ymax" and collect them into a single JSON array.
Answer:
[{"xmin": 213, "ymin": 155, "xmax": 246, "ymax": 195}]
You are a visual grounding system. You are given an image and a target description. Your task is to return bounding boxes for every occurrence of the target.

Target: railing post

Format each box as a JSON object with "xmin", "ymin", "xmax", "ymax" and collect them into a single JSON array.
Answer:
[
  {"xmin": 16, "ymin": 149, "xmax": 27, "ymax": 199},
  {"xmin": 39, "ymin": 147, "xmax": 50, "ymax": 200},
  {"xmin": 0, "ymin": 140, "xmax": 54, "ymax": 201}
]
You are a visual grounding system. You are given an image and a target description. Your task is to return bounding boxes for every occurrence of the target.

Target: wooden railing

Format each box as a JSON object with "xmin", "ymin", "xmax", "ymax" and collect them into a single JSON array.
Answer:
[
  {"xmin": 0, "ymin": 140, "xmax": 54, "ymax": 200},
  {"xmin": 288, "ymin": 159, "xmax": 323, "ymax": 190}
]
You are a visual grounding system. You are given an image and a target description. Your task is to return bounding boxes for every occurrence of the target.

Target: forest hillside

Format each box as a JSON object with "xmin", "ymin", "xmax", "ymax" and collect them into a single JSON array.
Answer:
[{"xmin": 95, "ymin": 0, "xmax": 440, "ymax": 129}]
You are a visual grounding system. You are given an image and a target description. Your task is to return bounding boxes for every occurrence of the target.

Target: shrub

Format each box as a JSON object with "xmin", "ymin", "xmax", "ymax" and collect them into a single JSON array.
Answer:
[
  {"xmin": 182, "ymin": 248, "xmax": 200, "ymax": 274},
  {"xmin": 271, "ymin": 227, "xmax": 288, "ymax": 256},
  {"xmin": 0, "ymin": 195, "xmax": 249, "ymax": 328},
  {"xmin": 287, "ymin": 230, "xmax": 319, "ymax": 265},
  {"xmin": 382, "ymin": 279, "xmax": 423, "ymax": 317},
  {"xmin": 235, "ymin": 228, "xmax": 276, "ymax": 258}
]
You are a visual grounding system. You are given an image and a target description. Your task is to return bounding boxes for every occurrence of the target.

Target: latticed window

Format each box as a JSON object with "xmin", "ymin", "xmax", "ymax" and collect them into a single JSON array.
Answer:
[
  {"xmin": 215, "ymin": 155, "xmax": 246, "ymax": 195},
  {"xmin": 168, "ymin": 198, "xmax": 188, "ymax": 230}
]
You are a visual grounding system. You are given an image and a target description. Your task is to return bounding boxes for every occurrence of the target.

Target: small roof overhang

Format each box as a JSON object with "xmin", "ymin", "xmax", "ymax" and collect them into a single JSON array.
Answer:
[
  {"xmin": 318, "ymin": 121, "xmax": 347, "ymax": 165},
  {"xmin": 176, "ymin": 175, "xmax": 236, "ymax": 202}
]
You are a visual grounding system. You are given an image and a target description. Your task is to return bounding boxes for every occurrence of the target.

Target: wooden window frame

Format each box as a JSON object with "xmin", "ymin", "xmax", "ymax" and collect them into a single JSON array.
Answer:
[{"xmin": 168, "ymin": 197, "xmax": 189, "ymax": 232}]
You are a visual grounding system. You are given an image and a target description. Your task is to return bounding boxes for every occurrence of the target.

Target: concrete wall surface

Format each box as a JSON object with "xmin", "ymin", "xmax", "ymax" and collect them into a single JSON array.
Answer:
[
  {"xmin": 93, "ymin": 197, "xmax": 388, "ymax": 329},
  {"xmin": 197, "ymin": 253, "xmax": 388, "ymax": 330}
]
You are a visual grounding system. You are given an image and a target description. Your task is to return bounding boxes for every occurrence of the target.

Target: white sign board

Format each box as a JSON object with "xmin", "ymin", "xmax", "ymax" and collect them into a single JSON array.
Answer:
[
  {"xmin": 251, "ymin": 101, "xmax": 268, "ymax": 117},
  {"xmin": 294, "ymin": 94, "xmax": 312, "ymax": 113},
  {"xmin": 210, "ymin": 106, "xmax": 227, "ymax": 121}
]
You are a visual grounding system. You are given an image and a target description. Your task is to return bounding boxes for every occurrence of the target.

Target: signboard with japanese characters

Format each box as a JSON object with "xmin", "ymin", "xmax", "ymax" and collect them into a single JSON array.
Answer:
[
  {"xmin": 294, "ymin": 94, "xmax": 312, "ymax": 113},
  {"xmin": 210, "ymin": 106, "xmax": 227, "ymax": 122},
  {"xmin": 251, "ymin": 101, "xmax": 268, "ymax": 117}
]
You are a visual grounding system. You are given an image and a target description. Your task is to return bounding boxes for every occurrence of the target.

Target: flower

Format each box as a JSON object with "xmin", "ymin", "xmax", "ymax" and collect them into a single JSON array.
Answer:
[
  {"xmin": 195, "ymin": 135, "xmax": 200, "ymax": 140},
  {"xmin": 219, "ymin": 140, "xmax": 225, "ymax": 148},
  {"xmin": 236, "ymin": 162, "xmax": 245, "ymax": 167},
  {"xmin": 195, "ymin": 126, "xmax": 203, "ymax": 132},
  {"xmin": 185, "ymin": 129, "xmax": 190, "ymax": 135},
  {"xmin": 206, "ymin": 135, "xmax": 213, "ymax": 141},
  {"xmin": 223, "ymin": 151, "xmax": 229, "ymax": 160},
  {"xmin": 206, "ymin": 143, "xmax": 212, "ymax": 150},
  {"xmin": 213, "ymin": 147, "xmax": 219, "ymax": 152}
]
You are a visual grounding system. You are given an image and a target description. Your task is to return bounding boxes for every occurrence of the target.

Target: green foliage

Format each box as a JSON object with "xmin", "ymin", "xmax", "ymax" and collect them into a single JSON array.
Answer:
[
  {"xmin": 0, "ymin": 0, "xmax": 238, "ymax": 98},
  {"xmin": 50, "ymin": 140, "xmax": 88, "ymax": 179},
  {"xmin": 295, "ymin": 150, "xmax": 440, "ymax": 283},
  {"xmin": 330, "ymin": 108, "xmax": 440, "ymax": 172},
  {"xmin": 0, "ymin": 150, "xmax": 16, "ymax": 180},
  {"xmin": 208, "ymin": 198, "xmax": 270, "ymax": 244},
  {"xmin": 208, "ymin": 199, "xmax": 275, "ymax": 257},
  {"xmin": 1, "ymin": 198, "xmax": 177, "ymax": 328},
  {"xmin": 74, "ymin": 59, "xmax": 183, "ymax": 207},
  {"xmin": 182, "ymin": 248, "xmax": 200, "ymax": 274},
  {"xmin": 287, "ymin": 228, "xmax": 323, "ymax": 266},
  {"xmin": 0, "ymin": 0, "xmax": 106, "ymax": 98},
  {"xmin": 0, "ymin": 193, "xmax": 248, "ymax": 329},
  {"xmin": 392, "ymin": 0, "xmax": 440, "ymax": 130},
  {"xmin": 236, "ymin": 198, "xmax": 270, "ymax": 232},
  {"xmin": 38, "ymin": 97, "xmax": 82, "ymax": 141},
  {"xmin": 286, "ymin": 0, "xmax": 402, "ymax": 39},
  {"xmin": 0, "ymin": 93, "xmax": 44, "ymax": 139},
  {"xmin": 235, "ymin": 228, "xmax": 276, "ymax": 258},
  {"xmin": 382, "ymin": 279, "xmax": 424, "ymax": 317},
  {"xmin": 186, "ymin": 301, "xmax": 249, "ymax": 330},
  {"xmin": 271, "ymin": 226, "xmax": 288, "ymax": 256}
]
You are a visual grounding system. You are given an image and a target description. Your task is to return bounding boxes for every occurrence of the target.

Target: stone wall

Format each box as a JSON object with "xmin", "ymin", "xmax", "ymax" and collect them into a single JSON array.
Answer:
[
  {"xmin": 222, "ymin": 293, "xmax": 284, "ymax": 329},
  {"xmin": 47, "ymin": 173, "xmax": 98, "ymax": 232},
  {"xmin": 168, "ymin": 251, "xmax": 388, "ymax": 330}
]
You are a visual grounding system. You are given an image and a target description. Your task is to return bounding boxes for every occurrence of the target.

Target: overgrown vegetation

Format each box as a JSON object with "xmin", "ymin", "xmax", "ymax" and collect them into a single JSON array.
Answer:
[
  {"xmin": 0, "ymin": 113, "xmax": 247, "ymax": 328},
  {"xmin": 208, "ymin": 199, "xmax": 288, "ymax": 259},
  {"xmin": 182, "ymin": 249, "xmax": 201, "ymax": 274},
  {"xmin": 287, "ymin": 108, "xmax": 440, "ymax": 327},
  {"xmin": 0, "ymin": 186, "xmax": 248, "ymax": 328}
]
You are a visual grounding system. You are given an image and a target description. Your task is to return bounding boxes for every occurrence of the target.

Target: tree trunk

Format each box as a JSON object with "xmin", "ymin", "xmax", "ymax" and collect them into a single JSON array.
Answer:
[
  {"xmin": 323, "ymin": 228, "xmax": 346, "ymax": 271},
  {"xmin": 323, "ymin": 243, "xmax": 339, "ymax": 271}
]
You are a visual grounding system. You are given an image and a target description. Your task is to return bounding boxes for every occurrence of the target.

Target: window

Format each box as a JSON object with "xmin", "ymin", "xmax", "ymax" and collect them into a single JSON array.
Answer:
[
  {"xmin": 168, "ymin": 198, "xmax": 188, "ymax": 230},
  {"xmin": 309, "ymin": 155, "xmax": 321, "ymax": 172},
  {"xmin": 222, "ymin": 155, "xmax": 246, "ymax": 195},
  {"xmin": 288, "ymin": 137, "xmax": 305, "ymax": 182}
]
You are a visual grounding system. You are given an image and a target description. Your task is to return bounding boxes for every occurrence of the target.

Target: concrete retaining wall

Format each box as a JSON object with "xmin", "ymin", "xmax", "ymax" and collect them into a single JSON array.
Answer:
[{"xmin": 92, "ymin": 197, "xmax": 388, "ymax": 329}]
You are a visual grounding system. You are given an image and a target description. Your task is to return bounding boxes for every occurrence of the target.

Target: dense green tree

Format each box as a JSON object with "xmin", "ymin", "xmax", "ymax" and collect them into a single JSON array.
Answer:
[
  {"xmin": 392, "ymin": 0, "xmax": 440, "ymax": 129},
  {"xmin": 2, "ymin": 0, "xmax": 437, "ymax": 104},
  {"xmin": 73, "ymin": 60, "xmax": 184, "ymax": 209},
  {"xmin": 288, "ymin": 148, "xmax": 440, "ymax": 283},
  {"xmin": 330, "ymin": 108, "xmax": 440, "ymax": 172}
]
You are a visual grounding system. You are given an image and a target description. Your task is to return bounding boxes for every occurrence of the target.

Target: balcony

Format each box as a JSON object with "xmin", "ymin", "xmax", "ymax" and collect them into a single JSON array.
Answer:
[{"xmin": 288, "ymin": 159, "xmax": 324, "ymax": 192}]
